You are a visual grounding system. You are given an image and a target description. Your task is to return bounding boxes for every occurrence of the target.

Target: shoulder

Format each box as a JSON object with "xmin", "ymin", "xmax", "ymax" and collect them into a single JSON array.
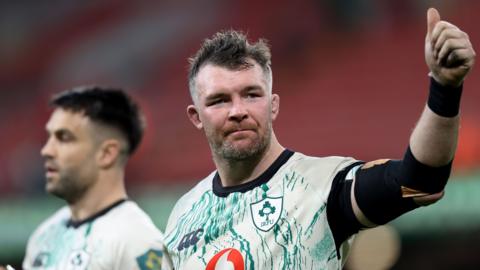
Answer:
[
  {"xmin": 165, "ymin": 171, "xmax": 215, "ymax": 232},
  {"xmin": 93, "ymin": 201, "xmax": 165, "ymax": 257},
  {"xmin": 91, "ymin": 201, "xmax": 166, "ymax": 269},
  {"xmin": 24, "ymin": 206, "xmax": 70, "ymax": 265},
  {"xmin": 99, "ymin": 201, "xmax": 163, "ymax": 237},
  {"xmin": 286, "ymin": 152, "xmax": 359, "ymax": 197},
  {"xmin": 288, "ymin": 152, "xmax": 357, "ymax": 178},
  {"xmin": 28, "ymin": 206, "xmax": 70, "ymax": 241}
]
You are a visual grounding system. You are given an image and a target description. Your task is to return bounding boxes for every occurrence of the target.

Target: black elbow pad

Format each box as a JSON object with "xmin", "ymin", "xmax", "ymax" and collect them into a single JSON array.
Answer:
[
  {"xmin": 354, "ymin": 148, "xmax": 452, "ymax": 225},
  {"xmin": 399, "ymin": 147, "xmax": 452, "ymax": 194},
  {"xmin": 354, "ymin": 160, "xmax": 418, "ymax": 225}
]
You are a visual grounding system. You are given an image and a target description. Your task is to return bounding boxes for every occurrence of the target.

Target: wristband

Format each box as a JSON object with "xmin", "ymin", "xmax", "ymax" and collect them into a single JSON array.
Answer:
[{"xmin": 427, "ymin": 77, "xmax": 463, "ymax": 117}]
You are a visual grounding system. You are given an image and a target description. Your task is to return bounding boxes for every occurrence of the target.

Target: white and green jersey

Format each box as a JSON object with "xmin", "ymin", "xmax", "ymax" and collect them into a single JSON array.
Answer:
[
  {"xmin": 163, "ymin": 150, "xmax": 357, "ymax": 270},
  {"xmin": 23, "ymin": 199, "xmax": 167, "ymax": 270}
]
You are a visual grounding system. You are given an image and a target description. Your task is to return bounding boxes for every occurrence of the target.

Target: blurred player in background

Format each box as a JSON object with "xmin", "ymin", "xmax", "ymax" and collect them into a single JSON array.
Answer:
[
  {"xmin": 22, "ymin": 87, "xmax": 171, "ymax": 269},
  {"xmin": 162, "ymin": 8, "xmax": 475, "ymax": 269}
]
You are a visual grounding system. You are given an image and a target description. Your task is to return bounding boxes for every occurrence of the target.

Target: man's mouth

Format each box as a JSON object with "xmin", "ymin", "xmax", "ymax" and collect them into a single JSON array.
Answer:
[
  {"xmin": 226, "ymin": 129, "xmax": 254, "ymax": 137},
  {"xmin": 45, "ymin": 164, "xmax": 58, "ymax": 175}
]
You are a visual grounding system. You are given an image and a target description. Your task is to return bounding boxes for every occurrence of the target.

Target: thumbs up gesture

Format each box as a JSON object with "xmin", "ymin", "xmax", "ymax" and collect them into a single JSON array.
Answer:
[{"xmin": 425, "ymin": 8, "xmax": 475, "ymax": 87}]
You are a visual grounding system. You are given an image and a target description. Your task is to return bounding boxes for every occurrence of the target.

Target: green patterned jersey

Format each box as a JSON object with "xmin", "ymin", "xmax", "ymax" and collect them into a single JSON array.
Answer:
[
  {"xmin": 163, "ymin": 150, "xmax": 357, "ymax": 269},
  {"xmin": 23, "ymin": 200, "xmax": 167, "ymax": 270}
]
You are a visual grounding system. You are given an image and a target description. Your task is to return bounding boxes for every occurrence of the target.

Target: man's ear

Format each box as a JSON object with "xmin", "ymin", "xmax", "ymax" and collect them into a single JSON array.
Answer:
[
  {"xmin": 271, "ymin": 93, "xmax": 280, "ymax": 121},
  {"xmin": 97, "ymin": 139, "xmax": 122, "ymax": 168},
  {"xmin": 187, "ymin": 105, "xmax": 203, "ymax": 129}
]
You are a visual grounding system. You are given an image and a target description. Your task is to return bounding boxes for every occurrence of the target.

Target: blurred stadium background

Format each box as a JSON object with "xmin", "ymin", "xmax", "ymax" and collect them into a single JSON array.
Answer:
[{"xmin": 1, "ymin": 0, "xmax": 479, "ymax": 269}]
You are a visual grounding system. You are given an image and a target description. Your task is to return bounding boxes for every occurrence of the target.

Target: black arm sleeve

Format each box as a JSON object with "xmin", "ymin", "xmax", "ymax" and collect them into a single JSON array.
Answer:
[
  {"xmin": 327, "ymin": 146, "xmax": 452, "ymax": 256},
  {"xmin": 354, "ymin": 159, "xmax": 419, "ymax": 225},
  {"xmin": 327, "ymin": 162, "xmax": 364, "ymax": 258},
  {"xmin": 354, "ymin": 146, "xmax": 452, "ymax": 225}
]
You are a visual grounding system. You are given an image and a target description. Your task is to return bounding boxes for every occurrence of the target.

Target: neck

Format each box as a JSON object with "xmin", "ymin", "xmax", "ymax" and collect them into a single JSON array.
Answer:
[
  {"xmin": 68, "ymin": 169, "xmax": 127, "ymax": 221},
  {"xmin": 213, "ymin": 134, "xmax": 284, "ymax": 187}
]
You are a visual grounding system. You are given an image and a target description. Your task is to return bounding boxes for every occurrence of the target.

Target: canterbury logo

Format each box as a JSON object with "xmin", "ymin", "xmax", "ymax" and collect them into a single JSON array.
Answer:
[
  {"xmin": 206, "ymin": 248, "xmax": 244, "ymax": 270},
  {"xmin": 177, "ymin": 228, "xmax": 203, "ymax": 251}
]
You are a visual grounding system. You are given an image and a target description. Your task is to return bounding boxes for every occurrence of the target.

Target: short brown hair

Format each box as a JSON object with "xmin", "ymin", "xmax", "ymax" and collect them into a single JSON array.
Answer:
[
  {"xmin": 52, "ymin": 86, "xmax": 144, "ymax": 155},
  {"xmin": 188, "ymin": 30, "xmax": 272, "ymax": 100}
]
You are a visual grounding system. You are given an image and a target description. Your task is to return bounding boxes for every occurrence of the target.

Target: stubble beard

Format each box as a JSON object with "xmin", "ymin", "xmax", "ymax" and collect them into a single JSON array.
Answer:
[
  {"xmin": 208, "ymin": 123, "xmax": 272, "ymax": 162},
  {"xmin": 47, "ymin": 171, "xmax": 89, "ymax": 205}
]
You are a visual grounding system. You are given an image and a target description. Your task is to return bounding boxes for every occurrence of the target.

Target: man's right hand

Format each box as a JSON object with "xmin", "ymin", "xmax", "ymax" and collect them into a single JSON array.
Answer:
[{"xmin": 425, "ymin": 7, "xmax": 475, "ymax": 87}]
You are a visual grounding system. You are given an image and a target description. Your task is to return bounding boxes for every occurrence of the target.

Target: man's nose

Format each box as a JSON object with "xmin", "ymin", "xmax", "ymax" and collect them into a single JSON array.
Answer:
[
  {"xmin": 40, "ymin": 137, "xmax": 55, "ymax": 158},
  {"xmin": 228, "ymin": 99, "xmax": 248, "ymax": 122}
]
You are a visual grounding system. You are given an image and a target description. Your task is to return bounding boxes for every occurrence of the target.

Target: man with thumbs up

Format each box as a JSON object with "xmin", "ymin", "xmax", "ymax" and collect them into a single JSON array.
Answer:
[{"xmin": 162, "ymin": 7, "xmax": 475, "ymax": 269}]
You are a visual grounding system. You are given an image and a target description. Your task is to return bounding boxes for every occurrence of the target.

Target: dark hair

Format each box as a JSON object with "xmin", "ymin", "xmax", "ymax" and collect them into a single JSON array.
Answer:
[
  {"xmin": 188, "ymin": 30, "xmax": 272, "ymax": 96},
  {"xmin": 51, "ymin": 86, "xmax": 144, "ymax": 155}
]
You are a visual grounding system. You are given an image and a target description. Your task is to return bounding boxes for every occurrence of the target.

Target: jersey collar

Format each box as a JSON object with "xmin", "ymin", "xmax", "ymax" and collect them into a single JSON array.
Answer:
[
  {"xmin": 66, "ymin": 198, "xmax": 128, "ymax": 228},
  {"xmin": 212, "ymin": 149, "xmax": 294, "ymax": 197}
]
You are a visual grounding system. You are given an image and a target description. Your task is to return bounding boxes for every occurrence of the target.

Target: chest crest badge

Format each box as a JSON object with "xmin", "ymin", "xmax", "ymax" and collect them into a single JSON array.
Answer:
[
  {"xmin": 250, "ymin": 196, "xmax": 283, "ymax": 232},
  {"xmin": 65, "ymin": 249, "xmax": 90, "ymax": 270}
]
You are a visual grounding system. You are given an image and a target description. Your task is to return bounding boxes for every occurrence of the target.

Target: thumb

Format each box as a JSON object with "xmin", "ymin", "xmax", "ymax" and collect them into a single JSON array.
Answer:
[{"xmin": 427, "ymin": 7, "xmax": 441, "ymax": 38}]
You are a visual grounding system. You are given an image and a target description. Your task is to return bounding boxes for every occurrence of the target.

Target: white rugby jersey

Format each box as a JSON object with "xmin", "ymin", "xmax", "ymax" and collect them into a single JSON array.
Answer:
[
  {"xmin": 23, "ymin": 199, "xmax": 168, "ymax": 270},
  {"xmin": 163, "ymin": 150, "xmax": 357, "ymax": 270}
]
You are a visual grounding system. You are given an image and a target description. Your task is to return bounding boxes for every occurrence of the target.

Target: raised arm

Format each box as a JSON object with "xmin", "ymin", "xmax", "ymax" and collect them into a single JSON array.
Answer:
[
  {"xmin": 410, "ymin": 7, "xmax": 474, "ymax": 163},
  {"xmin": 351, "ymin": 8, "xmax": 475, "ymax": 227}
]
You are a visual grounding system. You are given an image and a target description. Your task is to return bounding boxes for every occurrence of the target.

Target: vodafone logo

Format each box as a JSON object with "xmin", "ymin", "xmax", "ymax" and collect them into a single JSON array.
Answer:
[{"xmin": 206, "ymin": 248, "xmax": 245, "ymax": 270}]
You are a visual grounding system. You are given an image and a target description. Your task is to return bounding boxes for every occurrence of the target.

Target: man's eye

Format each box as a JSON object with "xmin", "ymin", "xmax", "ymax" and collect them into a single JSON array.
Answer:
[
  {"xmin": 246, "ymin": 92, "xmax": 262, "ymax": 99},
  {"xmin": 208, "ymin": 99, "xmax": 225, "ymax": 106},
  {"xmin": 56, "ymin": 131, "xmax": 73, "ymax": 142}
]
